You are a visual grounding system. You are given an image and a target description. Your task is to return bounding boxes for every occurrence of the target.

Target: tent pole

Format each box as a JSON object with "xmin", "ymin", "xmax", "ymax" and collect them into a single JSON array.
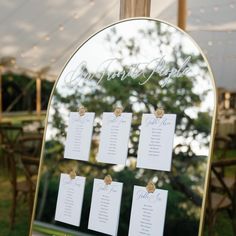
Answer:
[
  {"xmin": 36, "ymin": 77, "xmax": 41, "ymax": 117},
  {"xmin": 120, "ymin": 0, "xmax": 151, "ymax": 19},
  {"xmin": 178, "ymin": 0, "xmax": 187, "ymax": 30}
]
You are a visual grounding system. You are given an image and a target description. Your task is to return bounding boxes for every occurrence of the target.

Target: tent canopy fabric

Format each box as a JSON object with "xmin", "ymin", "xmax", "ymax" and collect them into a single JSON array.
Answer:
[{"xmin": 0, "ymin": 0, "xmax": 235, "ymax": 89}]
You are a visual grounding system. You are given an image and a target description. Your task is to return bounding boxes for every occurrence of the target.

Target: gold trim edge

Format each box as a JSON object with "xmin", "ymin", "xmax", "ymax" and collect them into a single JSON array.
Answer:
[{"xmin": 29, "ymin": 17, "xmax": 217, "ymax": 236}]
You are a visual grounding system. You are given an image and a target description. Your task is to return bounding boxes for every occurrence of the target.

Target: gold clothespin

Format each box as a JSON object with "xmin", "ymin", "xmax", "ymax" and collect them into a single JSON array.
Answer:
[
  {"xmin": 146, "ymin": 181, "xmax": 156, "ymax": 193},
  {"xmin": 114, "ymin": 106, "xmax": 123, "ymax": 117},
  {"xmin": 69, "ymin": 169, "xmax": 77, "ymax": 179},
  {"xmin": 104, "ymin": 175, "xmax": 112, "ymax": 185},
  {"xmin": 155, "ymin": 107, "xmax": 165, "ymax": 118},
  {"xmin": 78, "ymin": 105, "xmax": 87, "ymax": 116}
]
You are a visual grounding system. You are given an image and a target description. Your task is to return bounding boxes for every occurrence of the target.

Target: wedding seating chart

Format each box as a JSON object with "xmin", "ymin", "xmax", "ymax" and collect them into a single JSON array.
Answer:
[
  {"xmin": 88, "ymin": 178, "xmax": 123, "ymax": 236},
  {"xmin": 128, "ymin": 186, "xmax": 168, "ymax": 236},
  {"xmin": 137, "ymin": 114, "xmax": 176, "ymax": 171},
  {"xmin": 64, "ymin": 112, "xmax": 95, "ymax": 161},
  {"xmin": 55, "ymin": 174, "xmax": 86, "ymax": 226},
  {"xmin": 97, "ymin": 112, "xmax": 132, "ymax": 165},
  {"xmin": 55, "ymin": 110, "xmax": 173, "ymax": 233}
]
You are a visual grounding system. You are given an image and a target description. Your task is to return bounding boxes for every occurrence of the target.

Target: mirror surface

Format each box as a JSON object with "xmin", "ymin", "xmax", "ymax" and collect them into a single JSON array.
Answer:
[{"xmin": 31, "ymin": 18, "xmax": 216, "ymax": 236}]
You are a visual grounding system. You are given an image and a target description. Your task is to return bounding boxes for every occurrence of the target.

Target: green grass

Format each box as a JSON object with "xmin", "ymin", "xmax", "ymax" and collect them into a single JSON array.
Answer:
[
  {"xmin": 204, "ymin": 211, "xmax": 234, "ymax": 236},
  {"xmin": 0, "ymin": 175, "xmax": 30, "ymax": 236}
]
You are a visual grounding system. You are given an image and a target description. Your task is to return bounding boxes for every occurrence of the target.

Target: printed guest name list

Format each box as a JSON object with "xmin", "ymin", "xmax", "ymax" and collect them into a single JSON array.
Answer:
[
  {"xmin": 55, "ymin": 174, "xmax": 86, "ymax": 226},
  {"xmin": 97, "ymin": 112, "xmax": 132, "ymax": 165},
  {"xmin": 64, "ymin": 112, "xmax": 95, "ymax": 161},
  {"xmin": 128, "ymin": 186, "xmax": 168, "ymax": 236},
  {"xmin": 88, "ymin": 179, "xmax": 123, "ymax": 236},
  {"xmin": 137, "ymin": 114, "xmax": 176, "ymax": 171}
]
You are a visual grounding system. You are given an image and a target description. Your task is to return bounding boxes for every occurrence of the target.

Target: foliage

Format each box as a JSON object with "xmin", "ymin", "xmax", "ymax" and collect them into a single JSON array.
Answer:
[
  {"xmin": 36, "ymin": 21, "xmax": 214, "ymax": 236},
  {"xmin": 2, "ymin": 72, "xmax": 53, "ymax": 112}
]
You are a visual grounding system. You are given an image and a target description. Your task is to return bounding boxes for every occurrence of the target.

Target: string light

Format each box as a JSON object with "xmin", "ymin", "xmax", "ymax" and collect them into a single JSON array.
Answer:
[
  {"xmin": 189, "ymin": 1, "xmax": 236, "ymax": 10},
  {"xmin": 73, "ymin": 13, "xmax": 79, "ymax": 19},
  {"xmin": 15, "ymin": 2, "xmax": 92, "ymax": 62},
  {"xmin": 45, "ymin": 0, "xmax": 118, "ymax": 69},
  {"xmin": 17, "ymin": 1, "xmax": 92, "ymax": 63},
  {"xmin": 200, "ymin": 8, "xmax": 205, "ymax": 13},
  {"xmin": 207, "ymin": 41, "xmax": 213, "ymax": 46},
  {"xmin": 10, "ymin": 59, "xmax": 16, "ymax": 65},
  {"xmin": 2, "ymin": 0, "xmax": 236, "ymax": 81},
  {"xmin": 44, "ymin": 35, "xmax": 50, "ymax": 41},
  {"xmin": 59, "ymin": 25, "xmax": 64, "ymax": 31}
]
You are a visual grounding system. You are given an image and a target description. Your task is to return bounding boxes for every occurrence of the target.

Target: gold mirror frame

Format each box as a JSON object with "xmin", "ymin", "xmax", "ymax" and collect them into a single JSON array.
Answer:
[{"xmin": 30, "ymin": 17, "xmax": 217, "ymax": 236}]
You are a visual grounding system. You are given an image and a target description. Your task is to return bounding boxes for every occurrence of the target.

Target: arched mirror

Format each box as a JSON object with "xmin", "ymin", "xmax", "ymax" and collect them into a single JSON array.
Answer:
[{"xmin": 30, "ymin": 18, "xmax": 216, "ymax": 236}]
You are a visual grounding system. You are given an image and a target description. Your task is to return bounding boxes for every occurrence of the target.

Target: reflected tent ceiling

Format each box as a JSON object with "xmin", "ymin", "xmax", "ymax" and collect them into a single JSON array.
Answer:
[{"xmin": 0, "ymin": 0, "xmax": 235, "ymax": 90}]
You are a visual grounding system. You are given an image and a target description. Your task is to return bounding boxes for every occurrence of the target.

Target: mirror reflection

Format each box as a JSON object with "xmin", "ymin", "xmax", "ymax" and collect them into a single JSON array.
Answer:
[{"xmin": 32, "ymin": 19, "xmax": 215, "ymax": 236}]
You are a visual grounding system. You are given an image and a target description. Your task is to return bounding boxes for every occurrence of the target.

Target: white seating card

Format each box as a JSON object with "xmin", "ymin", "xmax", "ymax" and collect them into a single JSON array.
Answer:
[
  {"xmin": 97, "ymin": 112, "xmax": 132, "ymax": 165},
  {"xmin": 64, "ymin": 112, "xmax": 95, "ymax": 161},
  {"xmin": 137, "ymin": 114, "xmax": 176, "ymax": 171},
  {"xmin": 128, "ymin": 186, "xmax": 168, "ymax": 236},
  {"xmin": 55, "ymin": 174, "xmax": 86, "ymax": 226},
  {"xmin": 88, "ymin": 179, "xmax": 123, "ymax": 236}
]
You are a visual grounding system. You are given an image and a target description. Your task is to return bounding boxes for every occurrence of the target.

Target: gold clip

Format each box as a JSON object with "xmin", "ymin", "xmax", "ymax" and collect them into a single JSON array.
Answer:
[
  {"xmin": 155, "ymin": 107, "xmax": 164, "ymax": 118},
  {"xmin": 114, "ymin": 106, "xmax": 123, "ymax": 117},
  {"xmin": 78, "ymin": 105, "xmax": 87, "ymax": 116},
  {"xmin": 146, "ymin": 181, "xmax": 156, "ymax": 193},
  {"xmin": 104, "ymin": 175, "xmax": 112, "ymax": 185},
  {"xmin": 69, "ymin": 169, "xmax": 77, "ymax": 179}
]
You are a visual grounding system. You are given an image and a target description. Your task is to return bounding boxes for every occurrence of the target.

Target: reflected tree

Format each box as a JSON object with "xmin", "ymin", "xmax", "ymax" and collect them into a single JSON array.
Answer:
[{"xmin": 36, "ymin": 21, "xmax": 213, "ymax": 236}]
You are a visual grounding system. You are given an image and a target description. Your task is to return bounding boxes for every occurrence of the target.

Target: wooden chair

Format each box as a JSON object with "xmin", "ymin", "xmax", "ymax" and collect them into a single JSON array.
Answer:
[
  {"xmin": 0, "ymin": 125, "xmax": 42, "ymax": 228},
  {"xmin": 0, "ymin": 125, "xmax": 23, "ymax": 227},
  {"xmin": 0, "ymin": 125, "xmax": 22, "ymax": 170},
  {"xmin": 214, "ymin": 136, "xmax": 229, "ymax": 156},
  {"xmin": 37, "ymin": 127, "xmax": 45, "ymax": 134},
  {"xmin": 15, "ymin": 134, "xmax": 42, "ymax": 226},
  {"xmin": 18, "ymin": 135, "xmax": 43, "ymax": 217},
  {"xmin": 207, "ymin": 158, "xmax": 236, "ymax": 235},
  {"xmin": 210, "ymin": 136, "xmax": 234, "ymax": 192},
  {"xmin": 0, "ymin": 125, "xmax": 22, "ymax": 153}
]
